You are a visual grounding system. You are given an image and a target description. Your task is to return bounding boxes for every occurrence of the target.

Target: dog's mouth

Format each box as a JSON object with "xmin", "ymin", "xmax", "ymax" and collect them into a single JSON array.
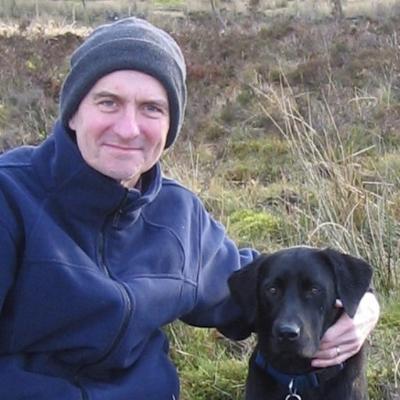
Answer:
[
  {"xmin": 266, "ymin": 344, "xmax": 317, "ymax": 374},
  {"xmin": 269, "ymin": 337, "xmax": 318, "ymax": 360},
  {"xmin": 267, "ymin": 320, "xmax": 322, "ymax": 361}
]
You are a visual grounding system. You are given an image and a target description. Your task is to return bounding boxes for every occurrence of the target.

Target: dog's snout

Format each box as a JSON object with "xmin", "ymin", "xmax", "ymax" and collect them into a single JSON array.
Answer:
[{"xmin": 277, "ymin": 323, "xmax": 300, "ymax": 341}]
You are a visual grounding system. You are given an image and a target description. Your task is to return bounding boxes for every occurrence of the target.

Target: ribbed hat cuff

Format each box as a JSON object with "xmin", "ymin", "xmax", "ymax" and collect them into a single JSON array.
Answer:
[{"xmin": 60, "ymin": 38, "xmax": 186, "ymax": 148}]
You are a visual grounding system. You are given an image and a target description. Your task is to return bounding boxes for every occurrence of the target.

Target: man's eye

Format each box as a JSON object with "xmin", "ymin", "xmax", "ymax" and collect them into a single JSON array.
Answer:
[
  {"xmin": 145, "ymin": 104, "xmax": 163, "ymax": 114},
  {"xmin": 99, "ymin": 100, "xmax": 116, "ymax": 108}
]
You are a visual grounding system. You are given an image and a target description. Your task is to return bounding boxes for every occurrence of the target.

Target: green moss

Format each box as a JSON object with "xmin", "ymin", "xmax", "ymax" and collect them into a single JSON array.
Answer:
[
  {"xmin": 228, "ymin": 209, "xmax": 282, "ymax": 244},
  {"xmin": 227, "ymin": 138, "xmax": 289, "ymax": 160},
  {"xmin": 221, "ymin": 138, "xmax": 292, "ymax": 184}
]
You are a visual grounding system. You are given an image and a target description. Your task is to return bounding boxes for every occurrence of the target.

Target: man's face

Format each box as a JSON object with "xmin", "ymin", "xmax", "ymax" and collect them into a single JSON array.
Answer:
[{"xmin": 69, "ymin": 70, "xmax": 170, "ymax": 187}]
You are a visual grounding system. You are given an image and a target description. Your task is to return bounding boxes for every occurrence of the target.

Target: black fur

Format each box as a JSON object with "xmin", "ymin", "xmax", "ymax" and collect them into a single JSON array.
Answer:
[{"xmin": 228, "ymin": 247, "xmax": 372, "ymax": 400}]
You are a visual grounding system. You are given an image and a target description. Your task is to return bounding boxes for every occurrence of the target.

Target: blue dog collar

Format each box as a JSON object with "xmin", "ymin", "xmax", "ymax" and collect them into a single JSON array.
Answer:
[{"xmin": 255, "ymin": 351, "xmax": 344, "ymax": 391}]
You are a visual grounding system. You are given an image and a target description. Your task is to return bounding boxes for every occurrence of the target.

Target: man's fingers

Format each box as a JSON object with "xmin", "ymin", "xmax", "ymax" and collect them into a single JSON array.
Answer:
[
  {"xmin": 312, "ymin": 343, "xmax": 357, "ymax": 368},
  {"xmin": 319, "ymin": 313, "xmax": 355, "ymax": 346}
]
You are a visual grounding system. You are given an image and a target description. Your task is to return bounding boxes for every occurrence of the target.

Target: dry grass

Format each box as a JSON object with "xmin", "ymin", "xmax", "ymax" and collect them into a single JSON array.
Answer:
[
  {"xmin": 0, "ymin": 6, "xmax": 399, "ymax": 398},
  {"xmin": 1, "ymin": 0, "xmax": 400, "ymax": 24}
]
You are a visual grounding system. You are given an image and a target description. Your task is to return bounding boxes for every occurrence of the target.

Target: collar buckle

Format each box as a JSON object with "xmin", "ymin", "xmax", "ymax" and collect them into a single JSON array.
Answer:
[{"xmin": 284, "ymin": 379, "xmax": 302, "ymax": 400}]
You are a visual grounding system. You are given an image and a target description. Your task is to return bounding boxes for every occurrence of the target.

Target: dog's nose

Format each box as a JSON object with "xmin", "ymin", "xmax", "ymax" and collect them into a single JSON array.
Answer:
[{"xmin": 277, "ymin": 323, "xmax": 300, "ymax": 341}]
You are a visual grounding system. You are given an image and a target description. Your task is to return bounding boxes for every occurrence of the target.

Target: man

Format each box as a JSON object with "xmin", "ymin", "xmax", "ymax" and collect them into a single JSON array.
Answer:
[{"xmin": 0, "ymin": 17, "xmax": 379, "ymax": 399}]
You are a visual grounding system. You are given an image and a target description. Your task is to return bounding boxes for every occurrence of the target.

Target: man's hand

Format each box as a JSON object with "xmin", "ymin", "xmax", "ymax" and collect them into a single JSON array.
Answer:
[{"xmin": 312, "ymin": 292, "xmax": 380, "ymax": 368}]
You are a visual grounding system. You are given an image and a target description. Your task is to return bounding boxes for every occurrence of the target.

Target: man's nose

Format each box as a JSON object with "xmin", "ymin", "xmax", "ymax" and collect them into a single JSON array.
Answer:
[{"xmin": 114, "ymin": 106, "xmax": 140, "ymax": 139}]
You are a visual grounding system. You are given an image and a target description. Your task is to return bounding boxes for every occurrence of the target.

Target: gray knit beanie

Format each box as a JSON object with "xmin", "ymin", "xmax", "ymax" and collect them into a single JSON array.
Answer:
[{"xmin": 60, "ymin": 17, "xmax": 187, "ymax": 148}]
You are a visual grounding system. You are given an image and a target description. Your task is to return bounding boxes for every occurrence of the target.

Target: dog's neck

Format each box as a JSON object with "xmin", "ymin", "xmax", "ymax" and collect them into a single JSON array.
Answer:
[
  {"xmin": 254, "ymin": 350, "xmax": 345, "ymax": 392},
  {"xmin": 256, "ymin": 342, "xmax": 313, "ymax": 374}
]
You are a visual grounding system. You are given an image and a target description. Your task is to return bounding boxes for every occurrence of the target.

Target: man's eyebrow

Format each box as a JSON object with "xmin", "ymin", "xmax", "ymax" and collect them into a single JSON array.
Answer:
[
  {"xmin": 91, "ymin": 91, "xmax": 169, "ymax": 110},
  {"xmin": 92, "ymin": 90, "xmax": 118, "ymax": 99}
]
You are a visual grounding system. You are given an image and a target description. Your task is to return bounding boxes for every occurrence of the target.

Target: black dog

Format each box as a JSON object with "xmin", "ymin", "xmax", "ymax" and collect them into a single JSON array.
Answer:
[{"xmin": 228, "ymin": 247, "xmax": 372, "ymax": 400}]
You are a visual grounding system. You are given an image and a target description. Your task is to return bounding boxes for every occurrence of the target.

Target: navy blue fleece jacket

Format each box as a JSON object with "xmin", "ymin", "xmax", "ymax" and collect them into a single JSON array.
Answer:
[{"xmin": 0, "ymin": 122, "xmax": 256, "ymax": 399}]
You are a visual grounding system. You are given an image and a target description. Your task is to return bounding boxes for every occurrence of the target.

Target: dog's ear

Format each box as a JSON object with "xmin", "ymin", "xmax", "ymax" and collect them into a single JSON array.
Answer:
[
  {"xmin": 228, "ymin": 255, "xmax": 267, "ymax": 326},
  {"xmin": 323, "ymin": 248, "xmax": 373, "ymax": 317}
]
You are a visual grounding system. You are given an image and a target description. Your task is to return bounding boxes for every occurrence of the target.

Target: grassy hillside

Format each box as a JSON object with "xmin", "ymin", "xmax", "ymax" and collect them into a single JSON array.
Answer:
[{"xmin": 0, "ymin": 1, "xmax": 399, "ymax": 398}]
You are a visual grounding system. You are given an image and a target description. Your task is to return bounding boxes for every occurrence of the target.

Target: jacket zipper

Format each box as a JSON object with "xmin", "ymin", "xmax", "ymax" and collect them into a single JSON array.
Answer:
[
  {"xmin": 97, "ymin": 190, "xmax": 128, "ymax": 276},
  {"xmin": 76, "ymin": 193, "xmax": 132, "ymax": 395},
  {"xmin": 96, "ymin": 214, "xmax": 133, "ymax": 362},
  {"xmin": 74, "ymin": 379, "xmax": 88, "ymax": 400}
]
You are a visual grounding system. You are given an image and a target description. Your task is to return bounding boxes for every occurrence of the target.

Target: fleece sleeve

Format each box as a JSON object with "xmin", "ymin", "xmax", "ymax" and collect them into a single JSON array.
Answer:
[
  {"xmin": 180, "ymin": 201, "xmax": 258, "ymax": 340},
  {"xmin": 0, "ymin": 224, "xmax": 18, "ymax": 313}
]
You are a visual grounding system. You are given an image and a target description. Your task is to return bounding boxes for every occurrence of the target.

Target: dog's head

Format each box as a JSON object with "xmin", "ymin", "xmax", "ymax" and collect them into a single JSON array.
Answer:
[{"xmin": 228, "ymin": 247, "xmax": 372, "ymax": 364}]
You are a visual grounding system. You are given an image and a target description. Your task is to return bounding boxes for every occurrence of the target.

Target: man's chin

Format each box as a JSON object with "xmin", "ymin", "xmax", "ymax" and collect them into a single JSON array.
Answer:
[{"xmin": 121, "ymin": 176, "xmax": 140, "ymax": 189}]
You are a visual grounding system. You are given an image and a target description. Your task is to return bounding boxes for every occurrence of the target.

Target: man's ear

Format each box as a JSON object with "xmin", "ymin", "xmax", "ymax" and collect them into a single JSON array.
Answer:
[
  {"xmin": 322, "ymin": 248, "xmax": 373, "ymax": 317},
  {"xmin": 228, "ymin": 255, "xmax": 267, "ymax": 327},
  {"xmin": 68, "ymin": 114, "xmax": 77, "ymax": 131}
]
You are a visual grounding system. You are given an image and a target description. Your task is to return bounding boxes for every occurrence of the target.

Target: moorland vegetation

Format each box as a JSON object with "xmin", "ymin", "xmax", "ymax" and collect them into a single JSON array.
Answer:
[{"xmin": 0, "ymin": 0, "xmax": 399, "ymax": 398}]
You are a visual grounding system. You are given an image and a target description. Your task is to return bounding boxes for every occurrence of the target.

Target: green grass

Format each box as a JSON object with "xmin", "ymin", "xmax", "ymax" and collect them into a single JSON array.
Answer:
[
  {"xmin": 167, "ymin": 322, "xmax": 250, "ymax": 400},
  {"xmin": 1, "ymin": 6, "xmax": 400, "ymax": 399},
  {"xmin": 154, "ymin": 0, "xmax": 185, "ymax": 7}
]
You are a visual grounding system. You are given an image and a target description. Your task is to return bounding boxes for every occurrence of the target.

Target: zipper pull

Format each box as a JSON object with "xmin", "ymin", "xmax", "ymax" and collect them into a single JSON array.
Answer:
[
  {"xmin": 112, "ymin": 190, "xmax": 129, "ymax": 228},
  {"xmin": 112, "ymin": 207, "xmax": 124, "ymax": 228}
]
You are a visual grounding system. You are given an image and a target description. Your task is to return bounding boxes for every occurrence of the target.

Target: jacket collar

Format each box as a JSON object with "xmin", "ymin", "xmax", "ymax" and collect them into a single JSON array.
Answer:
[{"xmin": 32, "ymin": 120, "xmax": 162, "ymax": 225}]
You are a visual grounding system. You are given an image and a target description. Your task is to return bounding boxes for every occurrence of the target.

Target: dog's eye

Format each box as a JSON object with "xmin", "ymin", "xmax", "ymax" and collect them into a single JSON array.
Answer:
[
  {"xmin": 267, "ymin": 287, "xmax": 278, "ymax": 295},
  {"xmin": 309, "ymin": 287, "xmax": 321, "ymax": 296}
]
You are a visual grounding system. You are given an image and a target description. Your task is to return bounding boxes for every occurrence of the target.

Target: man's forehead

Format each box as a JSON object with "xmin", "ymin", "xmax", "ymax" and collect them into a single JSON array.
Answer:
[{"xmin": 86, "ymin": 71, "xmax": 169, "ymax": 103}]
